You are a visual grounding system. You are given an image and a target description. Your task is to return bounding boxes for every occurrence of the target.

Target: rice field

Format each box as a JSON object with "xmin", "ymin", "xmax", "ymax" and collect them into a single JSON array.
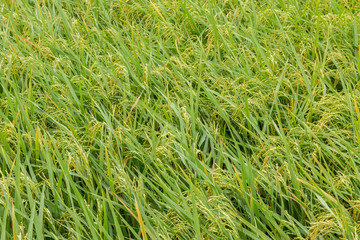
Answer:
[{"xmin": 1, "ymin": 0, "xmax": 360, "ymax": 239}]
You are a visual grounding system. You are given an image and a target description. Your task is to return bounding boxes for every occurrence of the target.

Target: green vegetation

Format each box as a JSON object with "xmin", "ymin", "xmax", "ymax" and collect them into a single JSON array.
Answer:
[{"xmin": 1, "ymin": 0, "xmax": 360, "ymax": 239}]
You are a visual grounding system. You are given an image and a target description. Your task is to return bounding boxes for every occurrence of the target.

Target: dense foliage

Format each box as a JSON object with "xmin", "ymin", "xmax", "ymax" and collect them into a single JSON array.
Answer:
[{"xmin": 1, "ymin": 0, "xmax": 360, "ymax": 239}]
